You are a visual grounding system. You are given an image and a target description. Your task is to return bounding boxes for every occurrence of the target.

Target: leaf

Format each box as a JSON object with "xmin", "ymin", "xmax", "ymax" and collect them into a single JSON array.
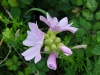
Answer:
[
  {"xmin": 95, "ymin": 11, "xmax": 100, "ymax": 20},
  {"xmin": 18, "ymin": 71, "xmax": 24, "ymax": 75},
  {"xmin": 48, "ymin": 9, "xmax": 58, "ymax": 17},
  {"xmin": 1, "ymin": 0, "xmax": 9, "ymax": 8},
  {"xmin": 94, "ymin": 58, "xmax": 100, "ymax": 75},
  {"xmin": 26, "ymin": 8, "xmax": 46, "ymax": 15},
  {"xmin": 86, "ymin": 0, "xmax": 98, "ymax": 12},
  {"xmin": 87, "ymin": 59, "xmax": 93, "ymax": 71},
  {"xmin": 82, "ymin": 9, "xmax": 94, "ymax": 21},
  {"xmin": 25, "ymin": 67, "xmax": 31, "ymax": 75},
  {"xmin": 64, "ymin": 68, "xmax": 75, "ymax": 75},
  {"xmin": 97, "ymin": 31, "xmax": 100, "ymax": 43},
  {"xmin": 93, "ymin": 22, "xmax": 100, "ymax": 31},
  {"xmin": 8, "ymin": 0, "xmax": 18, "ymax": 7},
  {"xmin": 79, "ymin": 17, "xmax": 92, "ymax": 29},
  {"xmin": 12, "ymin": 55, "xmax": 18, "ymax": 63},
  {"xmin": 21, "ymin": 0, "xmax": 34, "ymax": 5},
  {"xmin": 11, "ymin": 7, "xmax": 21, "ymax": 18},
  {"xmin": 28, "ymin": 63, "xmax": 37, "ymax": 73},
  {"xmin": 55, "ymin": 0, "xmax": 71, "ymax": 12},
  {"xmin": 6, "ymin": 60, "xmax": 13, "ymax": 66},
  {"xmin": 92, "ymin": 44, "xmax": 100, "ymax": 55},
  {"xmin": 76, "ymin": 28, "xmax": 86, "ymax": 37},
  {"xmin": 77, "ymin": 0, "xmax": 83, "ymax": 6}
]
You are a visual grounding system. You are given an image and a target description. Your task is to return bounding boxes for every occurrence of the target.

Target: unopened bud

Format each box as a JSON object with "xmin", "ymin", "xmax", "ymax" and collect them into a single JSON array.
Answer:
[
  {"xmin": 44, "ymin": 34, "xmax": 49, "ymax": 39},
  {"xmin": 51, "ymin": 44, "xmax": 57, "ymax": 50},
  {"xmin": 54, "ymin": 37, "xmax": 61, "ymax": 43},
  {"xmin": 44, "ymin": 38, "xmax": 53, "ymax": 45},
  {"xmin": 44, "ymin": 45, "xmax": 50, "ymax": 52},
  {"xmin": 57, "ymin": 43, "xmax": 64, "ymax": 48}
]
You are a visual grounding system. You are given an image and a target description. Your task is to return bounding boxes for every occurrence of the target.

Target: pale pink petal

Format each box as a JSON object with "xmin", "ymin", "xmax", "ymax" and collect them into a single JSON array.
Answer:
[
  {"xmin": 22, "ymin": 45, "xmax": 41, "ymax": 61},
  {"xmin": 60, "ymin": 46, "xmax": 73, "ymax": 56},
  {"xmin": 51, "ymin": 17, "xmax": 58, "ymax": 28},
  {"xmin": 40, "ymin": 16, "xmax": 51, "ymax": 27},
  {"xmin": 47, "ymin": 52, "xmax": 57, "ymax": 70},
  {"xmin": 34, "ymin": 51, "xmax": 41, "ymax": 64},
  {"xmin": 28, "ymin": 22, "xmax": 44, "ymax": 39},
  {"xmin": 58, "ymin": 17, "xmax": 68, "ymax": 27},
  {"xmin": 59, "ymin": 26, "xmax": 78, "ymax": 33}
]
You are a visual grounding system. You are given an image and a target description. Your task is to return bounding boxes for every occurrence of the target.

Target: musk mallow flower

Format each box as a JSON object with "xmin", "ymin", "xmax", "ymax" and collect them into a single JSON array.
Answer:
[
  {"xmin": 47, "ymin": 52, "xmax": 57, "ymax": 70},
  {"xmin": 21, "ymin": 22, "xmax": 44, "ymax": 63},
  {"xmin": 40, "ymin": 12, "xmax": 78, "ymax": 33}
]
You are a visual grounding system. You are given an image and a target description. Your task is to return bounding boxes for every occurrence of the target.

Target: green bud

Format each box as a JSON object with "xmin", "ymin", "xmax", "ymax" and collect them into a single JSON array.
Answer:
[
  {"xmin": 51, "ymin": 44, "xmax": 57, "ymax": 50},
  {"xmin": 44, "ymin": 45, "xmax": 50, "ymax": 52},
  {"xmin": 54, "ymin": 37, "xmax": 61, "ymax": 43},
  {"xmin": 44, "ymin": 34, "xmax": 49, "ymax": 39},
  {"xmin": 57, "ymin": 43, "xmax": 64, "ymax": 48},
  {"xmin": 44, "ymin": 38, "xmax": 53, "ymax": 45}
]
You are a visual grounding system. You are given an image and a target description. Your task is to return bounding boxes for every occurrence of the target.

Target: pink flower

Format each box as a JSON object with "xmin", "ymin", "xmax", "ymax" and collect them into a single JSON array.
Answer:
[
  {"xmin": 40, "ymin": 12, "xmax": 78, "ymax": 33},
  {"xmin": 21, "ymin": 22, "xmax": 44, "ymax": 63},
  {"xmin": 60, "ymin": 45, "xmax": 73, "ymax": 56},
  {"xmin": 47, "ymin": 52, "xmax": 57, "ymax": 70}
]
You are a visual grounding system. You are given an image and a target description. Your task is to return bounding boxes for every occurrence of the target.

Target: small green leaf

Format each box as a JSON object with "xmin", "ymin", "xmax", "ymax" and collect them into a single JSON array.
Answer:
[
  {"xmin": 12, "ymin": 55, "xmax": 18, "ymax": 63},
  {"xmin": 94, "ymin": 58, "xmax": 100, "ymax": 74},
  {"xmin": 25, "ymin": 67, "xmax": 31, "ymax": 75},
  {"xmin": 11, "ymin": 7, "xmax": 21, "ymax": 18},
  {"xmin": 21, "ymin": 0, "xmax": 34, "ymax": 5},
  {"xmin": 26, "ymin": 8, "xmax": 46, "ymax": 15},
  {"xmin": 92, "ymin": 44, "xmax": 100, "ymax": 55},
  {"xmin": 77, "ymin": 0, "xmax": 83, "ymax": 6},
  {"xmin": 95, "ymin": 11, "xmax": 100, "ymax": 20},
  {"xmin": 93, "ymin": 22, "xmax": 100, "ymax": 31},
  {"xmin": 6, "ymin": 60, "xmax": 13, "ymax": 66},
  {"xmin": 97, "ymin": 31, "xmax": 100, "ymax": 43},
  {"xmin": 82, "ymin": 9, "xmax": 94, "ymax": 21},
  {"xmin": 18, "ymin": 71, "xmax": 24, "ymax": 75},
  {"xmin": 28, "ymin": 63, "xmax": 37, "ymax": 73},
  {"xmin": 1, "ymin": 0, "xmax": 9, "ymax": 7},
  {"xmin": 48, "ymin": 9, "xmax": 58, "ymax": 17},
  {"xmin": 86, "ymin": 0, "xmax": 98, "ymax": 12},
  {"xmin": 8, "ymin": 0, "xmax": 18, "ymax": 7}
]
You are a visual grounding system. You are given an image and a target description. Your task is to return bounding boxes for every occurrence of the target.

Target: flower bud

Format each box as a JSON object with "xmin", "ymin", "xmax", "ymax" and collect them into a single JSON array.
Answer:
[
  {"xmin": 44, "ymin": 45, "xmax": 50, "ymax": 52},
  {"xmin": 44, "ymin": 34, "xmax": 49, "ymax": 39},
  {"xmin": 54, "ymin": 37, "xmax": 61, "ymax": 43},
  {"xmin": 45, "ymin": 38, "xmax": 53, "ymax": 45},
  {"xmin": 51, "ymin": 44, "xmax": 57, "ymax": 50},
  {"xmin": 57, "ymin": 43, "xmax": 64, "ymax": 48}
]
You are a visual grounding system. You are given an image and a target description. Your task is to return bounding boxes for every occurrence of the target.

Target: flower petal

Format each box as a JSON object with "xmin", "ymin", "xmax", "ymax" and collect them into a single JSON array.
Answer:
[
  {"xmin": 58, "ymin": 17, "xmax": 68, "ymax": 27},
  {"xmin": 34, "ymin": 51, "xmax": 41, "ymax": 64},
  {"xmin": 40, "ymin": 16, "xmax": 51, "ymax": 27},
  {"xmin": 21, "ymin": 45, "xmax": 41, "ymax": 61},
  {"xmin": 60, "ymin": 46, "xmax": 73, "ymax": 56},
  {"xmin": 60, "ymin": 26, "xmax": 78, "ymax": 33}
]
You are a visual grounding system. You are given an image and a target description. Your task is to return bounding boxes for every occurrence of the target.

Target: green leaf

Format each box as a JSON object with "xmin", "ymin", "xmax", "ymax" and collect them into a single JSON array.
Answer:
[
  {"xmin": 83, "ymin": 37, "xmax": 90, "ymax": 45},
  {"xmin": 64, "ymin": 68, "xmax": 75, "ymax": 75},
  {"xmin": 12, "ymin": 55, "xmax": 18, "ymax": 63},
  {"xmin": 18, "ymin": 71, "xmax": 24, "ymax": 75},
  {"xmin": 95, "ymin": 11, "xmax": 100, "ymax": 20},
  {"xmin": 55, "ymin": 0, "xmax": 71, "ymax": 12},
  {"xmin": 6, "ymin": 60, "xmax": 13, "ymax": 66},
  {"xmin": 76, "ymin": 28, "xmax": 86, "ymax": 37},
  {"xmin": 21, "ymin": 0, "xmax": 34, "ymax": 5},
  {"xmin": 11, "ymin": 7, "xmax": 21, "ymax": 18},
  {"xmin": 8, "ymin": 0, "xmax": 18, "ymax": 7},
  {"xmin": 87, "ymin": 59, "xmax": 93, "ymax": 71},
  {"xmin": 97, "ymin": 31, "xmax": 100, "ymax": 43},
  {"xmin": 94, "ymin": 58, "xmax": 100, "ymax": 75},
  {"xmin": 77, "ymin": 0, "xmax": 83, "ymax": 6},
  {"xmin": 93, "ymin": 22, "xmax": 100, "ymax": 31},
  {"xmin": 39, "ymin": 71, "xmax": 46, "ymax": 75},
  {"xmin": 36, "ymin": 59, "xmax": 46, "ymax": 70},
  {"xmin": 25, "ymin": 67, "xmax": 31, "ymax": 75},
  {"xmin": 26, "ymin": 8, "xmax": 46, "ymax": 15},
  {"xmin": 86, "ymin": 0, "xmax": 98, "ymax": 12},
  {"xmin": 1, "ymin": 0, "xmax": 9, "ymax": 7},
  {"xmin": 82, "ymin": 9, "xmax": 94, "ymax": 21},
  {"xmin": 28, "ymin": 63, "xmax": 37, "ymax": 73},
  {"xmin": 79, "ymin": 17, "xmax": 92, "ymax": 29},
  {"xmin": 92, "ymin": 44, "xmax": 100, "ymax": 55}
]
